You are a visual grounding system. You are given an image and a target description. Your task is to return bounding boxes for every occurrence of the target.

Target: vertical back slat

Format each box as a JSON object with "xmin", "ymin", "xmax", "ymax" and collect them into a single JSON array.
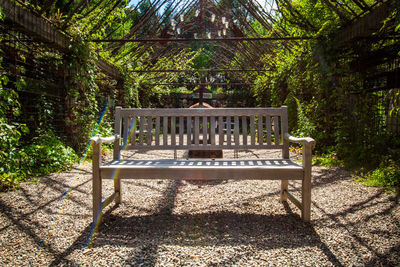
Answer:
[
  {"xmin": 179, "ymin": 117, "xmax": 184, "ymax": 145},
  {"xmin": 210, "ymin": 116, "xmax": 216, "ymax": 145},
  {"xmin": 128, "ymin": 117, "xmax": 133, "ymax": 143},
  {"xmin": 202, "ymin": 116, "xmax": 208, "ymax": 145},
  {"xmin": 234, "ymin": 116, "xmax": 239, "ymax": 145},
  {"xmin": 146, "ymin": 116, "xmax": 152, "ymax": 145},
  {"xmin": 218, "ymin": 116, "xmax": 224, "ymax": 146},
  {"xmin": 242, "ymin": 116, "xmax": 247, "ymax": 145},
  {"xmin": 250, "ymin": 115, "xmax": 255, "ymax": 145},
  {"xmin": 139, "ymin": 117, "xmax": 145, "ymax": 145},
  {"xmin": 114, "ymin": 106, "xmax": 122, "ymax": 136},
  {"xmin": 155, "ymin": 116, "xmax": 160, "ymax": 145},
  {"xmin": 266, "ymin": 115, "xmax": 272, "ymax": 145},
  {"xmin": 130, "ymin": 117, "xmax": 137, "ymax": 146},
  {"xmin": 121, "ymin": 108, "xmax": 286, "ymax": 149},
  {"xmin": 114, "ymin": 107, "xmax": 122, "ymax": 158},
  {"xmin": 282, "ymin": 106, "xmax": 289, "ymax": 158},
  {"xmin": 274, "ymin": 116, "xmax": 280, "ymax": 145},
  {"xmin": 171, "ymin": 116, "xmax": 176, "ymax": 146},
  {"xmin": 258, "ymin": 116, "xmax": 263, "ymax": 145},
  {"xmin": 123, "ymin": 117, "xmax": 129, "ymax": 147},
  {"xmin": 187, "ymin": 116, "xmax": 192, "ymax": 146},
  {"xmin": 226, "ymin": 116, "xmax": 232, "ymax": 145},
  {"xmin": 163, "ymin": 116, "xmax": 168, "ymax": 146},
  {"xmin": 194, "ymin": 116, "xmax": 199, "ymax": 145}
]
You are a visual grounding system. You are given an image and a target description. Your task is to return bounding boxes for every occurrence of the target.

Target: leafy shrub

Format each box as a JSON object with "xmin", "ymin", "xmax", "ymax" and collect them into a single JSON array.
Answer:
[
  {"xmin": 0, "ymin": 119, "xmax": 29, "ymax": 190},
  {"xmin": 294, "ymin": 97, "xmax": 316, "ymax": 138},
  {"xmin": 312, "ymin": 150, "xmax": 343, "ymax": 167},
  {"xmin": 21, "ymin": 131, "xmax": 78, "ymax": 176},
  {"xmin": 0, "ymin": 131, "xmax": 78, "ymax": 191},
  {"xmin": 357, "ymin": 161, "xmax": 400, "ymax": 191}
]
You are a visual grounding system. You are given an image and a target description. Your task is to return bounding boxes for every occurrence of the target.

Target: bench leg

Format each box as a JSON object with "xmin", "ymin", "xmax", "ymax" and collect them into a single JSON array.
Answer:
[
  {"xmin": 93, "ymin": 143, "xmax": 102, "ymax": 223},
  {"xmin": 114, "ymin": 176, "xmax": 122, "ymax": 204},
  {"xmin": 92, "ymin": 167, "xmax": 102, "ymax": 223},
  {"xmin": 280, "ymin": 180, "xmax": 288, "ymax": 202},
  {"xmin": 301, "ymin": 144, "xmax": 312, "ymax": 222},
  {"xmin": 113, "ymin": 136, "xmax": 121, "ymax": 205},
  {"xmin": 302, "ymin": 177, "xmax": 311, "ymax": 222}
]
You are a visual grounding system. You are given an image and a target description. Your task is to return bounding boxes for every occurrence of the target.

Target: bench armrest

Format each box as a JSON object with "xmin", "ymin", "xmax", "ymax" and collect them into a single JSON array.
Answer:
[
  {"xmin": 284, "ymin": 133, "xmax": 315, "ymax": 171},
  {"xmin": 91, "ymin": 135, "xmax": 120, "ymax": 145},
  {"xmin": 284, "ymin": 133, "xmax": 316, "ymax": 147},
  {"xmin": 91, "ymin": 135, "xmax": 121, "ymax": 164}
]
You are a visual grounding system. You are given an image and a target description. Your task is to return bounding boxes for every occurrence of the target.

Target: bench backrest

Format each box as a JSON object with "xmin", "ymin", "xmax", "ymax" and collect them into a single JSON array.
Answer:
[{"xmin": 115, "ymin": 106, "xmax": 289, "ymax": 157}]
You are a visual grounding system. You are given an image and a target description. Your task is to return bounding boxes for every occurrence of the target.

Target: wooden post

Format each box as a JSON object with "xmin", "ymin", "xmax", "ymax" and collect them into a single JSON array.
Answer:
[
  {"xmin": 114, "ymin": 107, "xmax": 122, "ymax": 142},
  {"xmin": 281, "ymin": 106, "xmax": 289, "ymax": 202},
  {"xmin": 92, "ymin": 140, "xmax": 102, "ymax": 223},
  {"xmin": 199, "ymin": 84, "xmax": 204, "ymax": 106},
  {"xmin": 302, "ymin": 143, "xmax": 312, "ymax": 221},
  {"xmin": 281, "ymin": 106, "xmax": 289, "ymax": 158},
  {"xmin": 280, "ymin": 180, "xmax": 289, "ymax": 202},
  {"xmin": 114, "ymin": 107, "xmax": 122, "ymax": 204},
  {"xmin": 113, "ymin": 135, "xmax": 122, "ymax": 204}
]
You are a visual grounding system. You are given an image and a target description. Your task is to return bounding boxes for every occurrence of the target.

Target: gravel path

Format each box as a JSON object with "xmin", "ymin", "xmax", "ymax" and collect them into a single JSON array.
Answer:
[{"xmin": 0, "ymin": 149, "xmax": 399, "ymax": 266}]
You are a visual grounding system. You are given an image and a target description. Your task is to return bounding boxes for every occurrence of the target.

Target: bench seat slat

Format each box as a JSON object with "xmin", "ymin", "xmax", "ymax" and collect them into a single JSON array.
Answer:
[{"xmin": 100, "ymin": 159, "xmax": 303, "ymax": 180}]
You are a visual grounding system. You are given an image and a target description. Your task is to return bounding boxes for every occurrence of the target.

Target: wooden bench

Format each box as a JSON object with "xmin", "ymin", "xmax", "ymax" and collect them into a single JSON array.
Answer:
[{"xmin": 91, "ymin": 106, "xmax": 315, "ymax": 223}]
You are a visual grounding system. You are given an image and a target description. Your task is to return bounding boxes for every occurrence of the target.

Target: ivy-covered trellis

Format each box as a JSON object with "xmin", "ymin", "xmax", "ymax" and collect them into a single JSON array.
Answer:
[{"xmin": 0, "ymin": 0, "xmax": 399, "ymax": 190}]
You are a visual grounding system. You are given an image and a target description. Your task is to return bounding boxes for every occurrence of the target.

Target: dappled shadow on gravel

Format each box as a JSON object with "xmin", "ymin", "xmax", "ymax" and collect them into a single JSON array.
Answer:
[
  {"xmin": 0, "ymin": 150, "xmax": 399, "ymax": 266},
  {"xmin": 95, "ymin": 211, "xmax": 342, "ymax": 266}
]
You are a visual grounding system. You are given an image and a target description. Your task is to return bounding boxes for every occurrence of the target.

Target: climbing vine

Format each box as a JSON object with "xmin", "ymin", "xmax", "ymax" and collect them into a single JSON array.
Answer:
[
  {"xmin": 1, "ymin": 1, "xmax": 399, "ymax": 191},
  {"xmin": 251, "ymin": 0, "xmax": 400, "ymax": 190},
  {"xmin": 63, "ymin": 38, "xmax": 102, "ymax": 151}
]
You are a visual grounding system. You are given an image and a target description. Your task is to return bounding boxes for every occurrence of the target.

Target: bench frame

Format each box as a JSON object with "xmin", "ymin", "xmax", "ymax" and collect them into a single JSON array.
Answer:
[{"xmin": 91, "ymin": 106, "xmax": 315, "ymax": 224}]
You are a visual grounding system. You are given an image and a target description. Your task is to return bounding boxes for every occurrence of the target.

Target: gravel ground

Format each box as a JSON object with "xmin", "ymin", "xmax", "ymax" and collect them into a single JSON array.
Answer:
[{"xmin": 0, "ymin": 148, "xmax": 399, "ymax": 266}]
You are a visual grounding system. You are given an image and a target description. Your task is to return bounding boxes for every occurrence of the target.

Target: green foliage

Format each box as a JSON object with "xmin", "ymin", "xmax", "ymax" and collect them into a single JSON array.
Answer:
[
  {"xmin": 0, "ymin": 77, "xmax": 78, "ymax": 190},
  {"xmin": 63, "ymin": 38, "xmax": 101, "ymax": 151},
  {"xmin": 3, "ymin": 0, "xmax": 398, "ymax": 194},
  {"xmin": 293, "ymin": 97, "xmax": 316, "ymax": 137},
  {"xmin": 0, "ymin": 86, "xmax": 29, "ymax": 190},
  {"xmin": 20, "ymin": 131, "xmax": 78, "ymax": 175},
  {"xmin": 0, "ymin": 7, "xmax": 78, "ymax": 191},
  {"xmin": 0, "ymin": 130, "xmax": 78, "ymax": 191},
  {"xmin": 0, "ymin": 57, "xmax": 78, "ymax": 191},
  {"xmin": 356, "ymin": 161, "xmax": 400, "ymax": 191},
  {"xmin": 249, "ymin": 1, "xmax": 400, "ymax": 193},
  {"xmin": 312, "ymin": 150, "xmax": 343, "ymax": 167},
  {"xmin": 122, "ymin": 70, "xmax": 140, "ymax": 108}
]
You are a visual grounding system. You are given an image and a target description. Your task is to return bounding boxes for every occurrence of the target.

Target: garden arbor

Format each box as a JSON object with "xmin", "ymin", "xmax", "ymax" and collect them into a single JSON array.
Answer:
[{"xmin": 0, "ymin": 0, "xmax": 398, "ymax": 148}]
